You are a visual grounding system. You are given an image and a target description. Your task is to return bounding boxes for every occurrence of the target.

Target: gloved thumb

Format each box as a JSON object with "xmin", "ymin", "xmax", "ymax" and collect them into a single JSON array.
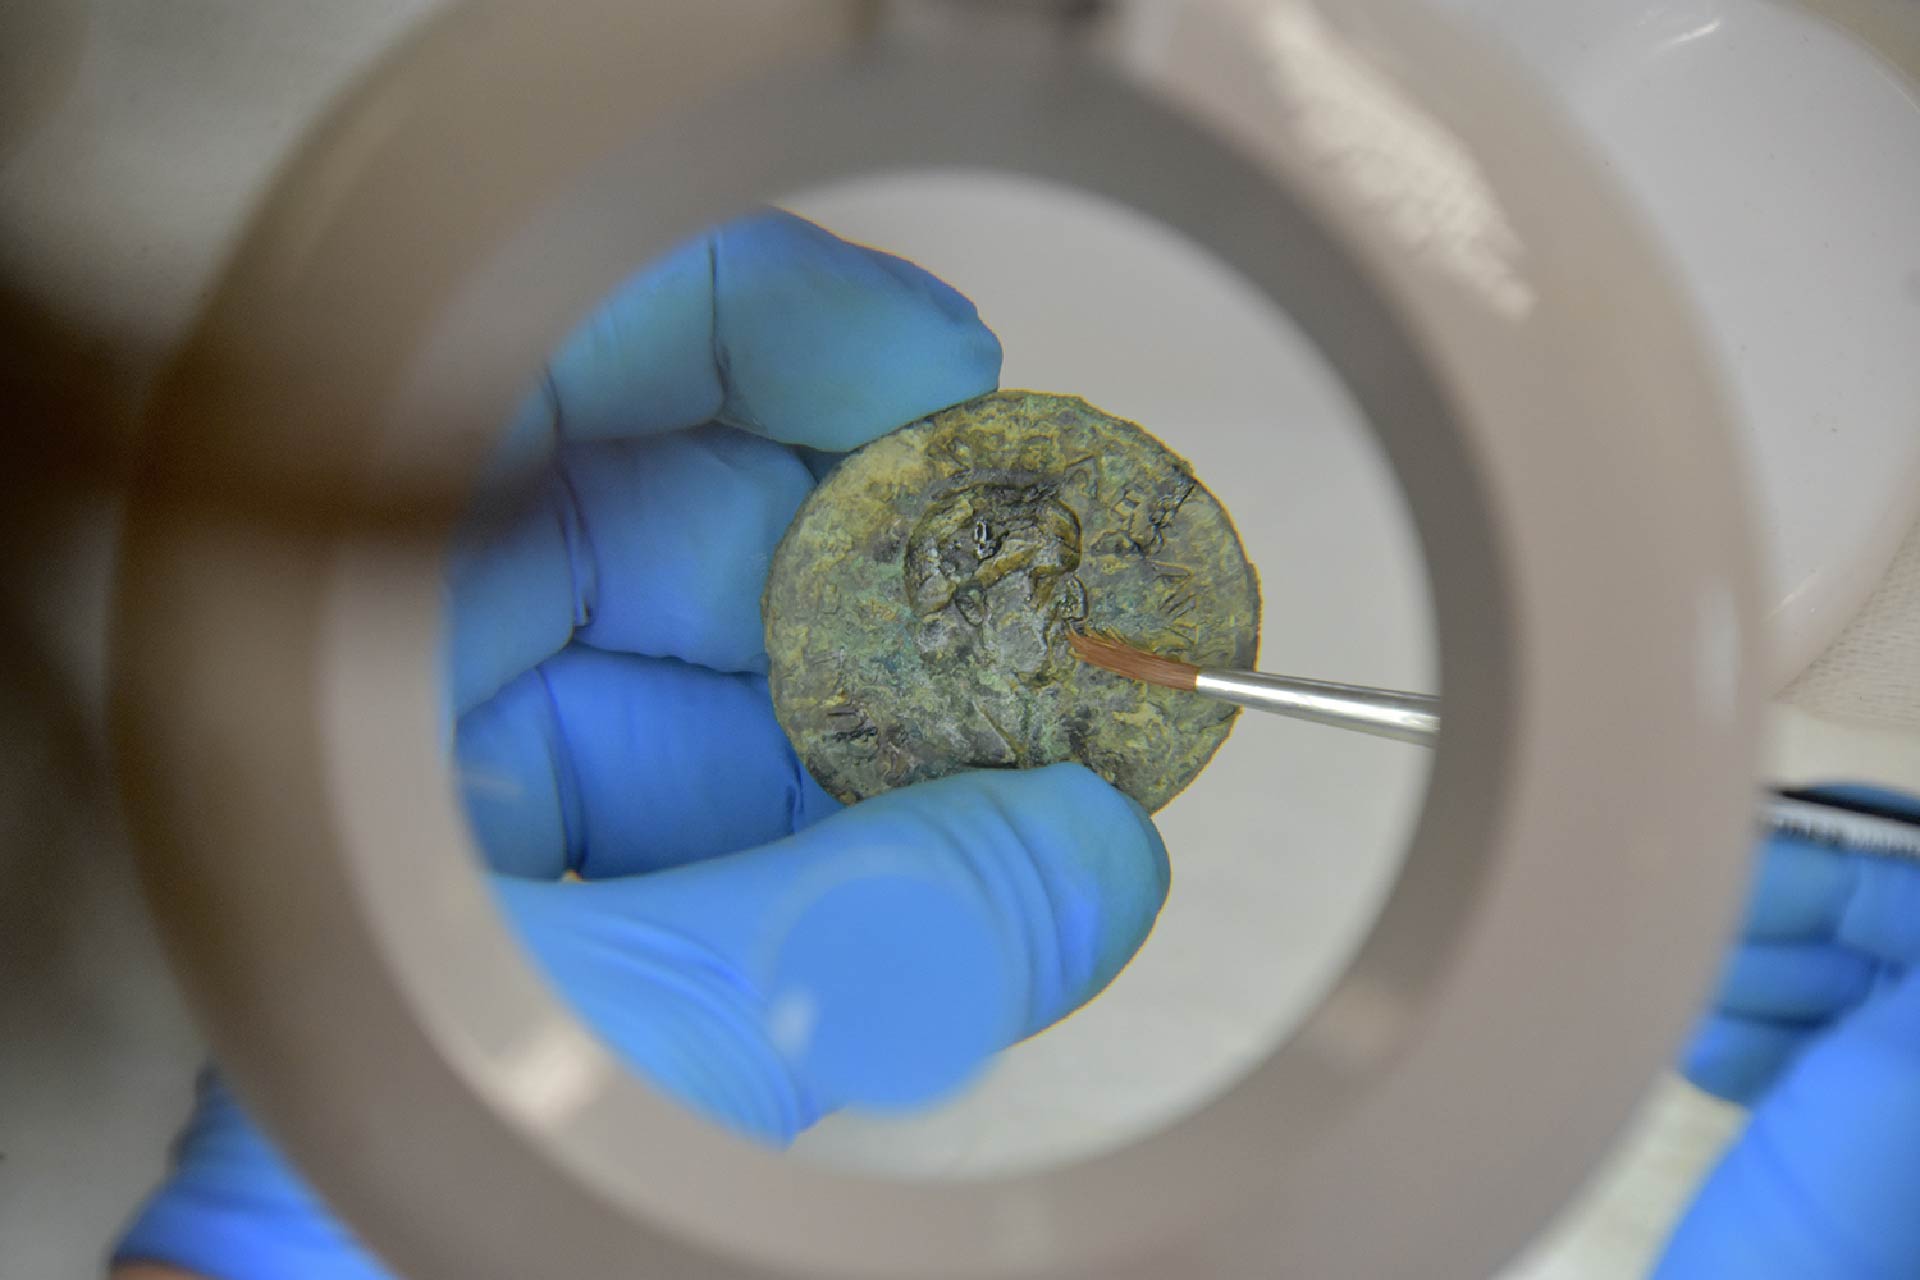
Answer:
[
  {"xmin": 492, "ymin": 764, "xmax": 1169, "ymax": 1144},
  {"xmin": 1656, "ymin": 964, "xmax": 1920, "ymax": 1278}
]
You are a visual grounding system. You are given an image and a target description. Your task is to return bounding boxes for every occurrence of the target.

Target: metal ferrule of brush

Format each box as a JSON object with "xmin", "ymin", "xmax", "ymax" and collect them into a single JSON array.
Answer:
[{"xmin": 1194, "ymin": 670, "xmax": 1442, "ymax": 747}]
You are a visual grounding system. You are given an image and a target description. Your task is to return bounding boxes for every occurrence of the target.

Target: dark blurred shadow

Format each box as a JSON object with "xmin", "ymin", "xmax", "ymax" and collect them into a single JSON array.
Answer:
[
  {"xmin": 0, "ymin": 275, "xmax": 203, "ymax": 1259},
  {"xmin": 0, "ymin": 276, "xmax": 149, "ymax": 1047}
]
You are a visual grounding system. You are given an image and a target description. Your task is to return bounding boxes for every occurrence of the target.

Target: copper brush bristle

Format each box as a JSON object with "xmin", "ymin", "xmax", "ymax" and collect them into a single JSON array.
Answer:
[
  {"xmin": 1066, "ymin": 630, "xmax": 1441, "ymax": 746},
  {"xmin": 1066, "ymin": 630, "xmax": 1200, "ymax": 691}
]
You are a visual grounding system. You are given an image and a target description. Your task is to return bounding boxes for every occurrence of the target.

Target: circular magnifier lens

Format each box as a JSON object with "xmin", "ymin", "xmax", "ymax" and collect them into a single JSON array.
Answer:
[
  {"xmin": 115, "ymin": 3, "xmax": 1759, "ymax": 1278},
  {"xmin": 443, "ymin": 173, "xmax": 1435, "ymax": 1181}
]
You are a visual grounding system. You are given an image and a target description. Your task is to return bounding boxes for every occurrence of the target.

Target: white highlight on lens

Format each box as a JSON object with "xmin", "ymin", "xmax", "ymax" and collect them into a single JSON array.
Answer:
[
  {"xmin": 766, "ymin": 987, "xmax": 822, "ymax": 1060},
  {"xmin": 495, "ymin": 1016, "xmax": 615, "ymax": 1128}
]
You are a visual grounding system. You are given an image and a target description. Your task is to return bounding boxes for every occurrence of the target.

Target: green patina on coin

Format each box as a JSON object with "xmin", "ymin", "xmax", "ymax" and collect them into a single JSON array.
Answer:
[{"xmin": 762, "ymin": 390, "xmax": 1261, "ymax": 812}]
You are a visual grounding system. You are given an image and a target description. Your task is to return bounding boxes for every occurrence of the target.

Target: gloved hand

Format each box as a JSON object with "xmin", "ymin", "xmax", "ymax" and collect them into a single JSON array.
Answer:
[
  {"xmin": 113, "ymin": 210, "xmax": 1170, "ymax": 1280},
  {"xmin": 1659, "ymin": 785, "xmax": 1920, "ymax": 1278}
]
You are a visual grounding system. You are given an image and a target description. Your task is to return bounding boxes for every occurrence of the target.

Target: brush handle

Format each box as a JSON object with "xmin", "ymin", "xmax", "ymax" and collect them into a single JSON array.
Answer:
[
  {"xmin": 1198, "ymin": 670, "xmax": 1920, "ymax": 865},
  {"xmin": 1195, "ymin": 670, "xmax": 1442, "ymax": 747}
]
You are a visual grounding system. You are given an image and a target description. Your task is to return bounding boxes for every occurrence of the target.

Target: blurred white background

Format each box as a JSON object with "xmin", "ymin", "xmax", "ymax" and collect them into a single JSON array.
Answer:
[{"xmin": 5, "ymin": 1, "xmax": 1920, "ymax": 1276}]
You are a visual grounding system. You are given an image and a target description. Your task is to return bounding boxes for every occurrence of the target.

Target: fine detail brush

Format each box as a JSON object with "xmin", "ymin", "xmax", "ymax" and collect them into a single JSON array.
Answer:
[
  {"xmin": 1066, "ymin": 630, "xmax": 1920, "ymax": 863},
  {"xmin": 1066, "ymin": 630, "xmax": 1440, "ymax": 747}
]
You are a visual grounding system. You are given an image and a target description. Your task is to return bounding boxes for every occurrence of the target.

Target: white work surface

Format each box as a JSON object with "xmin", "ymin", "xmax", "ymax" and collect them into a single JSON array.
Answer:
[{"xmin": 4, "ymin": 1, "xmax": 1920, "ymax": 1277}]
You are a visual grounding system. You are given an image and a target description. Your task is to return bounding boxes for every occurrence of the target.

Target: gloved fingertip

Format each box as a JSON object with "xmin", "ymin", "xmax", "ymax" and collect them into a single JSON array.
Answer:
[
  {"xmin": 1021, "ymin": 767, "xmax": 1167, "ymax": 997},
  {"xmin": 1717, "ymin": 942, "xmax": 1878, "ymax": 1022},
  {"xmin": 1836, "ymin": 855, "xmax": 1920, "ymax": 969},
  {"xmin": 1661, "ymin": 972, "xmax": 1920, "ymax": 1278},
  {"xmin": 112, "ymin": 1069, "xmax": 398, "ymax": 1280},
  {"xmin": 711, "ymin": 209, "xmax": 1003, "ymax": 453},
  {"xmin": 745, "ymin": 765, "xmax": 1168, "ymax": 1108},
  {"xmin": 1743, "ymin": 835, "xmax": 1856, "ymax": 941},
  {"xmin": 1832, "ymin": 959, "xmax": 1920, "ymax": 1056},
  {"xmin": 477, "ymin": 379, "xmax": 560, "ymax": 494},
  {"xmin": 765, "ymin": 876, "xmax": 1012, "ymax": 1110},
  {"xmin": 1061, "ymin": 770, "xmax": 1171, "ymax": 997},
  {"xmin": 1118, "ymin": 789, "xmax": 1169, "ymax": 887},
  {"xmin": 542, "ymin": 230, "xmax": 725, "ymax": 440},
  {"xmin": 920, "ymin": 764, "xmax": 1169, "ymax": 1029},
  {"xmin": 444, "ymin": 479, "xmax": 581, "ymax": 718},
  {"xmin": 1680, "ymin": 1014, "xmax": 1810, "ymax": 1106}
]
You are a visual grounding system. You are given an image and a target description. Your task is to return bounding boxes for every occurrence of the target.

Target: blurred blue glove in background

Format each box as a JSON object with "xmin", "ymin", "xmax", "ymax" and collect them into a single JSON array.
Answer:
[
  {"xmin": 114, "ymin": 210, "xmax": 1169, "ymax": 1280},
  {"xmin": 1660, "ymin": 786, "xmax": 1920, "ymax": 1278}
]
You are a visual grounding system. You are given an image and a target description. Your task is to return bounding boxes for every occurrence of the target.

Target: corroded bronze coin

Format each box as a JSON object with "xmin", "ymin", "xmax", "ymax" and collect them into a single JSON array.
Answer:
[{"xmin": 763, "ymin": 391, "xmax": 1260, "ymax": 812}]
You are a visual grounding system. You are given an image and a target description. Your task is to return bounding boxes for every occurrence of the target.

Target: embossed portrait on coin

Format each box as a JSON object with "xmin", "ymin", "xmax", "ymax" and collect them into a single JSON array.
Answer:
[{"xmin": 903, "ymin": 478, "xmax": 1089, "ymax": 684}]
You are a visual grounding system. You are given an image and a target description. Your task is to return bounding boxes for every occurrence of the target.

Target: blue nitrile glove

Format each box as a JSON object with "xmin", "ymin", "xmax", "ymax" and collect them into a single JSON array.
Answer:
[
  {"xmin": 1659, "ymin": 785, "xmax": 1920, "ymax": 1278},
  {"xmin": 114, "ymin": 210, "xmax": 1170, "ymax": 1280}
]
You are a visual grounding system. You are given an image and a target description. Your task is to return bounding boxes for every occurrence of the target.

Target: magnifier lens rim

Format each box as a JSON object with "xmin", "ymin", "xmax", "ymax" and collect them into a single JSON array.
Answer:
[{"xmin": 115, "ymin": 2, "xmax": 1760, "ymax": 1277}]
